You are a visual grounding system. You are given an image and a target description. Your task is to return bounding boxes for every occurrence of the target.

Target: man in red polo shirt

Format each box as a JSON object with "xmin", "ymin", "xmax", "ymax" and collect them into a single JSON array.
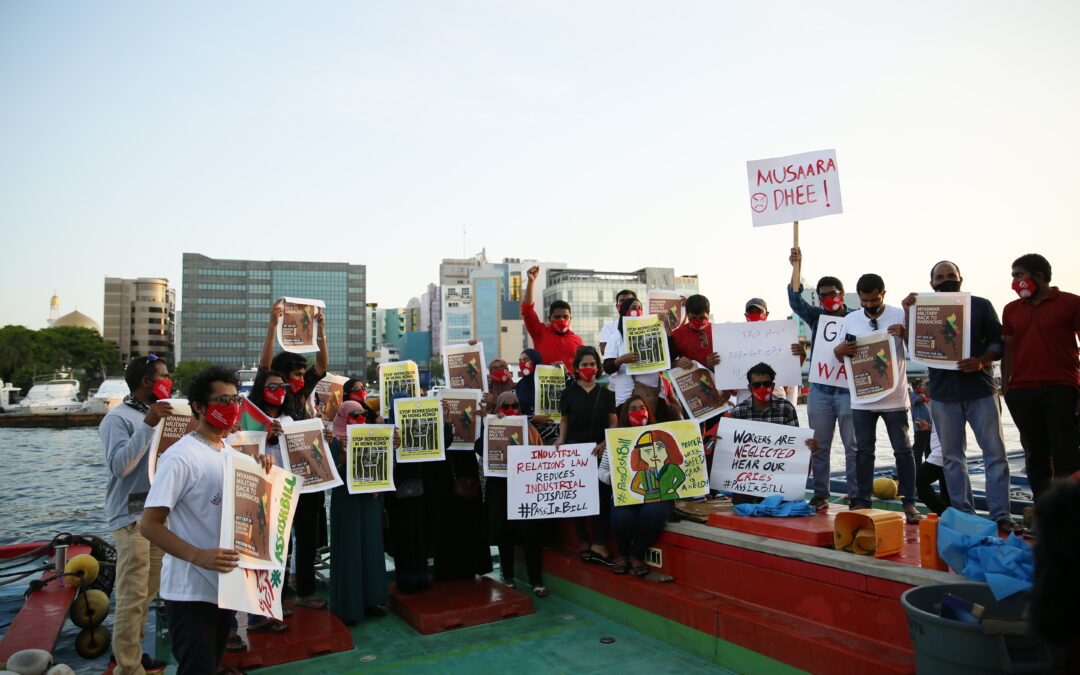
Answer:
[
  {"xmin": 521, "ymin": 265, "xmax": 583, "ymax": 369},
  {"xmin": 1002, "ymin": 253, "xmax": 1080, "ymax": 503}
]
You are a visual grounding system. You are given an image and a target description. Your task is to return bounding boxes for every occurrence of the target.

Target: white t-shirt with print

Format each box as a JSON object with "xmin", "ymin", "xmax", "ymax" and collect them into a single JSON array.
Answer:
[
  {"xmin": 145, "ymin": 432, "xmax": 231, "ymax": 604},
  {"xmin": 839, "ymin": 304, "xmax": 909, "ymax": 412}
]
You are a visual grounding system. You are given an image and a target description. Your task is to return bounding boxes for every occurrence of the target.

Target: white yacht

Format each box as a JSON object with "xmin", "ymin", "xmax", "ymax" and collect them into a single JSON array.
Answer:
[
  {"xmin": 86, "ymin": 377, "xmax": 130, "ymax": 413},
  {"xmin": 0, "ymin": 379, "xmax": 22, "ymax": 412},
  {"xmin": 237, "ymin": 366, "xmax": 258, "ymax": 396},
  {"xmin": 17, "ymin": 373, "xmax": 88, "ymax": 415}
]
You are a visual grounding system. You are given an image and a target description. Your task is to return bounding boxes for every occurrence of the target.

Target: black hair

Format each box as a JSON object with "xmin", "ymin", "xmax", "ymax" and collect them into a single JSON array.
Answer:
[
  {"xmin": 617, "ymin": 296, "xmax": 642, "ymax": 335},
  {"xmin": 343, "ymin": 377, "xmax": 365, "ymax": 395},
  {"xmin": 548, "ymin": 299, "xmax": 572, "ymax": 317},
  {"xmin": 573, "ymin": 345, "xmax": 601, "ymax": 372},
  {"xmin": 928, "ymin": 260, "xmax": 961, "ymax": 279},
  {"xmin": 249, "ymin": 368, "xmax": 286, "ymax": 412},
  {"xmin": 270, "ymin": 351, "xmax": 308, "ymax": 376},
  {"xmin": 856, "ymin": 274, "xmax": 885, "ymax": 295},
  {"xmin": 1012, "ymin": 253, "xmax": 1052, "ymax": 283},
  {"xmin": 124, "ymin": 355, "xmax": 164, "ymax": 391},
  {"xmin": 746, "ymin": 362, "xmax": 776, "ymax": 384},
  {"xmin": 614, "ymin": 289, "xmax": 637, "ymax": 302},
  {"xmin": 816, "ymin": 276, "xmax": 844, "ymax": 294},
  {"xmin": 187, "ymin": 366, "xmax": 240, "ymax": 413},
  {"xmin": 684, "ymin": 294, "xmax": 710, "ymax": 316}
]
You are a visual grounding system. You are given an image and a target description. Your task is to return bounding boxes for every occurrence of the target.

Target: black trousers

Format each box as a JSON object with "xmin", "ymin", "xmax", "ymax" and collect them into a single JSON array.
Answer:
[
  {"xmin": 291, "ymin": 491, "xmax": 326, "ymax": 597},
  {"xmin": 912, "ymin": 428, "xmax": 932, "ymax": 464},
  {"xmin": 916, "ymin": 461, "xmax": 951, "ymax": 515},
  {"xmin": 1005, "ymin": 385, "xmax": 1080, "ymax": 502},
  {"xmin": 163, "ymin": 600, "xmax": 234, "ymax": 675},
  {"xmin": 497, "ymin": 533, "xmax": 543, "ymax": 587}
]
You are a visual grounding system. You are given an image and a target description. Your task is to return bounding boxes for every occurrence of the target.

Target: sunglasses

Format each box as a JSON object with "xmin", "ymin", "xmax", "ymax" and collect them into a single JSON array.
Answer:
[
  {"xmin": 348, "ymin": 410, "xmax": 365, "ymax": 419},
  {"xmin": 208, "ymin": 395, "xmax": 243, "ymax": 405},
  {"xmin": 749, "ymin": 381, "xmax": 774, "ymax": 390},
  {"xmin": 264, "ymin": 383, "xmax": 289, "ymax": 391},
  {"xmin": 499, "ymin": 403, "xmax": 521, "ymax": 410},
  {"xmin": 869, "ymin": 318, "xmax": 878, "ymax": 330}
]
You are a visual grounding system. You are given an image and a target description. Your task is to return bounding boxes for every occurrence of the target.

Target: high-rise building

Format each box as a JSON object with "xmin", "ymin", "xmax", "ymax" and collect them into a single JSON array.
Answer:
[
  {"xmin": 404, "ymin": 297, "xmax": 422, "ymax": 333},
  {"xmin": 419, "ymin": 283, "xmax": 440, "ymax": 350},
  {"xmin": 180, "ymin": 253, "xmax": 367, "ymax": 374},
  {"xmin": 103, "ymin": 277, "xmax": 176, "ymax": 364},
  {"xmin": 365, "ymin": 303, "xmax": 379, "ymax": 356},
  {"xmin": 439, "ymin": 251, "xmax": 488, "ymax": 349}
]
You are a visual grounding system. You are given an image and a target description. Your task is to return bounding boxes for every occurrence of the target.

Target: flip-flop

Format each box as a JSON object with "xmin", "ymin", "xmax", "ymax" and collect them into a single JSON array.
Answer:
[
  {"xmin": 630, "ymin": 559, "xmax": 650, "ymax": 578},
  {"xmin": 294, "ymin": 597, "xmax": 328, "ymax": 609},
  {"xmin": 578, "ymin": 549, "xmax": 592, "ymax": 562},
  {"xmin": 225, "ymin": 633, "xmax": 246, "ymax": 653},
  {"xmin": 585, "ymin": 551, "xmax": 614, "ymax": 566},
  {"xmin": 612, "ymin": 556, "xmax": 629, "ymax": 575},
  {"xmin": 247, "ymin": 618, "xmax": 289, "ymax": 634}
]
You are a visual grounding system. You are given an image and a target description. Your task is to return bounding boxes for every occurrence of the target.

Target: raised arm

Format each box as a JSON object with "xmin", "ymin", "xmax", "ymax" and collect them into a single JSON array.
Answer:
[
  {"xmin": 260, "ymin": 300, "xmax": 284, "ymax": 369},
  {"xmin": 314, "ymin": 308, "xmax": 328, "ymax": 376}
]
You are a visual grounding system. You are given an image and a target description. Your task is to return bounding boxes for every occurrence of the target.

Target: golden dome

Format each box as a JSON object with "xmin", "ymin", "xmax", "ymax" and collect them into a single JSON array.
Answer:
[
  {"xmin": 50, "ymin": 294, "xmax": 60, "ymax": 307},
  {"xmin": 53, "ymin": 310, "xmax": 101, "ymax": 333}
]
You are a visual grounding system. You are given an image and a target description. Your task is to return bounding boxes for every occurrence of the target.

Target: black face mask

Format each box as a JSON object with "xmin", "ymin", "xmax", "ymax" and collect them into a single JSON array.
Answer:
[{"xmin": 932, "ymin": 280, "xmax": 961, "ymax": 293}]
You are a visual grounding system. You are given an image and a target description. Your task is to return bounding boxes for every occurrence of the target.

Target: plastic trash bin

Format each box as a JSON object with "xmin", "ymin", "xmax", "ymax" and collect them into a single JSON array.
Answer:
[{"xmin": 901, "ymin": 582, "xmax": 1057, "ymax": 674}]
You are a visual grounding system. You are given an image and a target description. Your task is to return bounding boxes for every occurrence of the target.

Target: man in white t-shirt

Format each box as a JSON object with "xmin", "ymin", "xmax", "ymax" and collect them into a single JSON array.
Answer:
[
  {"xmin": 141, "ymin": 366, "xmax": 274, "ymax": 675},
  {"xmin": 598, "ymin": 289, "xmax": 638, "ymax": 357},
  {"xmin": 833, "ymin": 274, "xmax": 922, "ymax": 522}
]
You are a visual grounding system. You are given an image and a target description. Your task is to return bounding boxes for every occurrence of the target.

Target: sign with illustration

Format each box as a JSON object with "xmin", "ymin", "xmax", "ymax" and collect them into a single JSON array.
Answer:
[
  {"xmin": 534, "ymin": 364, "xmax": 565, "ymax": 422},
  {"xmin": 310, "ymin": 373, "xmax": 348, "ymax": 423},
  {"xmin": 345, "ymin": 424, "xmax": 395, "ymax": 494},
  {"xmin": 220, "ymin": 451, "xmax": 299, "ymax": 570},
  {"xmin": 148, "ymin": 399, "xmax": 199, "ymax": 481},
  {"xmin": 439, "ymin": 389, "xmax": 482, "ymax": 450},
  {"xmin": 394, "ymin": 396, "xmax": 445, "ymax": 463},
  {"xmin": 605, "ymin": 420, "xmax": 709, "ymax": 506},
  {"xmin": 746, "ymin": 149, "xmax": 843, "ymax": 227},
  {"xmin": 844, "ymin": 332, "xmax": 901, "ymax": 404},
  {"xmin": 808, "ymin": 315, "xmax": 849, "ymax": 386},
  {"xmin": 483, "ymin": 415, "xmax": 528, "ymax": 477},
  {"xmin": 218, "ymin": 568, "xmax": 288, "ymax": 622},
  {"xmin": 507, "ymin": 444, "xmax": 599, "ymax": 520},
  {"xmin": 667, "ymin": 361, "xmax": 727, "ymax": 424},
  {"xmin": 275, "ymin": 297, "xmax": 325, "ymax": 354},
  {"xmin": 621, "ymin": 315, "xmax": 671, "ymax": 375},
  {"xmin": 225, "ymin": 430, "xmax": 268, "ymax": 459},
  {"xmin": 378, "ymin": 360, "xmax": 420, "ymax": 417},
  {"xmin": 646, "ymin": 290, "xmax": 684, "ymax": 329},
  {"xmin": 443, "ymin": 343, "xmax": 488, "ymax": 392},
  {"xmin": 908, "ymin": 293, "xmax": 971, "ymax": 370},
  {"xmin": 710, "ymin": 418, "xmax": 813, "ymax": 498},
  {"xmin": 278, "ymin": 418, "xmax": 343, "ymax": 493},
  {"xmin": 711, "ymin": 320, "xmax": 802, "ymax": 390}
]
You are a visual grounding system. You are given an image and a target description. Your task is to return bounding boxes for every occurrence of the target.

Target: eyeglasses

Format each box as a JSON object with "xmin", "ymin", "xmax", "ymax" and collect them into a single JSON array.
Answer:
[
  {"xmin": 499, "ymin": 403, "xmax": 521, "ymax": 410},
  {"xmin": 264, "ymin": 383, "xmax": 289, "ymax": 391},
  {"xmin": 749, "ymin": 381, "xmax": 774, "ymax": 389},
  {"xmin": 208, "ymin": 395, "xmax": 243, "ymax": 405},
  {"xmin": 348, "ymin": 410, "xmax": 365, "ymax": 418}
]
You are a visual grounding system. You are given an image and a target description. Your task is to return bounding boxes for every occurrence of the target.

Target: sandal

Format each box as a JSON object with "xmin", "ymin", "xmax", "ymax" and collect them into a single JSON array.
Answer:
[
  {"xmin": 247, "ymin": 618, "xmax": 289, "ymax": 634},
  {"xmin": 531, "ymin": 585, "xmax": 550, "ymax": 598},
  {"xmin": 998, "ymin": 519, "xmax": 1025, "ymax": 536},
  {"xmin": 630, "ymin": 558, "xmax": 650, "ymax": 578},
  {"xmin": 283, "ymin": 606, "xmax": 294, "ymax": 618},
  {"xmin": 578, "ymin": 549, "xmax": 592, "ymax": 562},
  {"xmin": 904, "ymin": 505, "xmax": 924, "ymax": 525},
  {"xmin": 225, "ymin": 633, "xmax": 246, "ymax": 653},
  {"xmin": 584, "ymin": 550, "xmax": 614, "ymax": 566},
  {"xmin": 294, "ymin": 596, "xmax": 329, "ymax": 609},
  {"xmin": 612, "ymin": 556, "xmax": 629, "ymax": 575}
]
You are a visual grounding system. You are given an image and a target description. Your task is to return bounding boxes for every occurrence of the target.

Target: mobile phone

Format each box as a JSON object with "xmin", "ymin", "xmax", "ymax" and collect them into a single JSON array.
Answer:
[{"xmin": 845, "ymin": 334, "xmax": 856, "ymax": 343}]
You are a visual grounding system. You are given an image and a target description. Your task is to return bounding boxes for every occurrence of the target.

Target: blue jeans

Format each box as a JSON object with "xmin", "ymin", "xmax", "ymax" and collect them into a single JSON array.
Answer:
[
  {"xmin": 852, "ymin": 409, "xmax": 917, "ymax": 506},
  {"xmin": 807, "ymin": 384, "xmax": 857, "ymax": 499},
  {"xmin": 931, "ymin": 395, "xmax": 1010, "ymax": 521}
]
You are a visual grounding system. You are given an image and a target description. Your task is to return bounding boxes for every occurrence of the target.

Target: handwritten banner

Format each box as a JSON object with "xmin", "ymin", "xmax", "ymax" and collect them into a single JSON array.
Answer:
[
  {"xmin": 622, "ymin": 315, "xmax": 671, "ymax": 375},
  {"xmin": 844, "ymin": 332, "xmax": 901, "ymax": 404},
  {"xmin": 746, "ymin": 149, "xmax": 843, "ymax": 227},
  {"xmin": 483, "ymin": 415, "xmax": 528, "ymax": 477},
  {"xmin": 278, "ymin": 418, "xmax": 343, "ymax": 493},
  {"xmin": 443, "ymin": 343, "xmax": 488, "ymax": 392},
  {"xmin": 808, "ymin": 315, "xmax": 849, "ymax": 386},
  {"xmin": 534, "ymin": 364, "xmax": 565, "ymax": 422},
  {"xmin": 606, "ymin": 420, "xmax": 709, "ymax": 506},
  {"xmin": 220, "ymin": 451, "xmax": 299, "ymax": 571},
  {"xmin": 378, "ymin": 360, "xmax": 420, "ymax": 417},
  {"xmin": 394, "ymin": 397, "xmax": 445, "ymax": 463},
  {"xmin": 439, "ymin": 389, "xmax": 482, "ymax": 450},
  {"xmin": 275, "ymin": 296, "xmax": 325, "ymax": 354},
  {"xmin": 710, "ymin": 418, "xmax": 812, "ymax": 498},
  {"xmin": 647, "ymin": 290, "xmax": 684, "ymax": 329},
  {"xmin": 507, "ymin": 444, "xmax": 599, "ymax": 520},
  {"xmin": 346, "ymin": 424, "xmax": 395, "ymax": 494},
  {"xmin": 225, "ymin": 430, "xmax": 268, "ymax": 459},
  {"xmin": 148, "ymin": 399, "xmax": 199, "ymax": 481},
  {"xmin": 310, "ymin": 373, "xmax": 348, "ymax": 423},
  {"xmin": 908, "ymin": 293, "xmax": 971, "ymax": 370},
  {"xmin": 711, "ymin": 320, "xmax": 802, "ymax": 390},
  {"xmin": 668, "ymin": 362, "xmax": 727, "ymax": 424}
]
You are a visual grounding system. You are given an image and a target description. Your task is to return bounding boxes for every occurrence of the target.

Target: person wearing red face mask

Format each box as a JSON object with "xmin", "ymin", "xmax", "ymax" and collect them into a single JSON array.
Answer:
[
  {"xmin": 1002, "ymin": 253, "xmax": 1080, "ymax": 506},
  {"xmin": 730, "ymin": 297, "xmax": 803, "ymax": 409},
  {"xmin": 141, "ymin": 366, "xmax": 275, "ymax": 675},
  {"xmin": 483, "ymin": 358, "xmax": 516, "ymax": 414},
  {"xmin": 99, "ymin": 355, "xmax": 174, "ymax": 674},
  {"xmin": 520, "ymin": 265, "xmax": 583, "ymax": 371},
  {"xmin": 672, "ymin": 294, "xmax": 721, "ymax": 371},
  {"xmin": 599, "ymin": 289, "xmax": 639, "ymax": 357},
  {"xmin": 556, "ymin": 346, "xmax": 618, "ymax": 566},
  {"xmin": 603, "ymin": 297, "xmax": 675, "ymax": 413}
]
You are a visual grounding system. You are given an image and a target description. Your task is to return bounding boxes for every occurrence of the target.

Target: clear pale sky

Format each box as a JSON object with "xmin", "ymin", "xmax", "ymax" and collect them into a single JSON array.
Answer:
[{"xmin": 2, "ymin": 1, "xmax": 1078, "ymax": 331}]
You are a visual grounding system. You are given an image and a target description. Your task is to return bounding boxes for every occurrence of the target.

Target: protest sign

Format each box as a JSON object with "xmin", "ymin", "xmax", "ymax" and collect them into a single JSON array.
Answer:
[
  {"xmin": 275, "ymin": 297, "xmax": 325, "ymax": 354},
  {"xmin": 378, "ymin": 360, "xmax": 420, "ymax": 417},
  {"xmin": 439, "ymin": 389, "xmax": 481, "ymax": 450},
  {"xmin": 711, "ymin": 320, "xmax": 802, "ymax": 390},
  {"xmin": 746, "ymin": 149, "xmax": 843, "ymax": 228},
  {"xmin": 844, "ymin": 332, "xmax": 901, "ymax": 404},
  {"xmin": 606, "ymin": 420, "xmax": 709, "ymax": 506},
  {"xmin": 220, "ymin": 451, "xmax": 299, "ymax": 570},
  {"xmin": 394, "ymin": 397, "xmax": 445, "ymax": 463},
  {"xmin": 507, "ymin": 444, "xmax": 599, "ymax": 520},
  {"xmin": 225, "ymin": 430, "xmax": 268, "ymax": 459},
  {"xmin": 148, "ymin": 399, "xmax": 199, "ymax": 481},
  {"xmin": 483, "ymin": 415, "xmax": 528, "ymax": 477},
  {"xmin": 647, "ymin": 290, "xmax": 684, "ymax": 329},
  {"xmin": 346, "ymin": 424, "xmax": 395, "ymax": 494},
  {"xmin": 219, "ymin": 567, "xmax": 288, "ymax": 622},
  {"xmin": 908, "ymin": 293, "xmax": 971, "ymax": 370},
  {"xmin": 443, "ymin": 343, "xmax": 488, "ymax": 392},
  {"xmin": 667, "ymin": 362, "xmax": 727, "ymax": 424},
  {"xmin": 622, "ymin": 315, "xmax": 671, "ymax": 375},
  {"xmin": 808, "ymin": 315, "xmax": 849, "ymax": 386},
  {"xmin": 710, "ymin": 418, "xmax": 813, "ymax": 498},
  {"xmin": 310, "ymin": 373, "xmax": 348, "ymax": 423},
  {"xmin": 534, "ymin": 364, "xmax": 565, "ymax": 422},
  {"xmin": 278, "ymin": 418, "xmax": 343, "ymax": 493}
]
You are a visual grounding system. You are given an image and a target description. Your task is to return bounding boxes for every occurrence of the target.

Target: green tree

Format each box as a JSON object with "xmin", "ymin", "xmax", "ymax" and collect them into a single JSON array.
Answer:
[
  {"xmin": 0, "ymin": 324, "xmax": 121, "ymax": 392},
  {"xmin": 172, "ymin": 359, "xmax": 214, "ymax": 395}
]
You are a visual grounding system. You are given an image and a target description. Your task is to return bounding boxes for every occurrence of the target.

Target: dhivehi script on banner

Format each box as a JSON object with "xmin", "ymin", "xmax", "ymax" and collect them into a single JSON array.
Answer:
[
  {"xmin": 844, "ymin": 332, "xmax": 901, "ymax": 404},
  {"xmin": 711, "ymin": 320, "xmax": 802, "ymax": 391},
  {"xmin": 908, "ymin": 293, "xmax": 971, "ymax": 370},
  {"xmin": 394, "ymin": 396, "xmax": 445, "ymax": 462},
  {"xmin": 621, "ymin": 315, "xmax": 671, "ymax": 375},
  {"xmin": 808, "ymin": 315, "xmax": 849, "ymax": 386},
  {"xmin": 507, "ymin": 444, "xmax": 599, "ymax": 520},
  {"xmin": 606, "ymin": 420, "xmax": 709, "ymax": 506},
  {"xmin": 746, "ymin": 149, "xmax": 843, "ymax": 228},
  {"xmin": 148, "ymin": 399, "xmax": 199, "ymax": 481},
  {"xmin": 275, "ymin": 297, "xmax": 325, "ymax": 354},
  {"xmin": 378, "ymin": 360, "xmax": 420, "ymax": 417},
  {"xmin": 346, "ymin": 424, "xmax": 395, "ymax": 494},
  {"xmin": 710, "ymin": 418, "xmax": 813, "ymax": 498}
]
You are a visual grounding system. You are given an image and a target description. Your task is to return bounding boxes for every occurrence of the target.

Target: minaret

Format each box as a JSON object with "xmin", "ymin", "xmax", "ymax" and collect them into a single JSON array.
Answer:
[{"xmin": 48, "ymin": 293, "xmax": 60, "ymax": 326}]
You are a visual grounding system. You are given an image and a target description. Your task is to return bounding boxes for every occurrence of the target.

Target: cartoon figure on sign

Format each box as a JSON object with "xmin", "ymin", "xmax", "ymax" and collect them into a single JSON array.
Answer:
[
  {"xmin": 941, "ymin": 313, "xmax": 958, "ymax": 348},
  {"xmin": 629, "ymin": 429, "xmax": 685, "ymax": 503},
  {"xmin": 873, "ymin": 348, "xmax": 890, "ymax": 379}
]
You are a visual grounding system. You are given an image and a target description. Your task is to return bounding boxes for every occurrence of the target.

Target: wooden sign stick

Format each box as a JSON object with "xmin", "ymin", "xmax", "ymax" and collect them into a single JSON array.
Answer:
[{"xmin": 793, "ymin": 220, "xmax": 799, "ymax": 249}]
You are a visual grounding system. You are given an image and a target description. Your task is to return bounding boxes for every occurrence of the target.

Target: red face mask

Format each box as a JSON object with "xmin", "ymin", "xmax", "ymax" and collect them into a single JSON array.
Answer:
[
  {"xmin": 688, "ymin": 318, "xmax": 709, "ymax": 332},
  {"xmin": 519, "ymin": 360, "xmax": 533, "ymax": 377},
  {"xmin": 577, "ymin": 367, "xmax": 598, "ymax": 382},
  {"xmin": 821, "ymin": 295, "xmax": 844, "ymax": 312},
  {"xmin": 751, "ymin": 385, "xmax": 773, "ymax": 403},
  {"xmin": 626, "ymin": 309, "xmax": 643, "ymax": 317},
  {"xmin": 349, "ymin": 390, "xmax": 367, "ymax": 403},
  {"xmin": 745, "ymin": 313, "xmax": 767, "ymax": 322},
  {"xmin": 263, "ymin": 386, "xmax": 286, "ymax": 406},
  {"xmin": 1012, "ymin": 278, "xmax": 1035, "ymax": 299},
  {"xmin": 205, "ymin": 402, "xmax": 241, "ymax": 430},
  {"xmin": 628, "ymin": 409, "xmax": 649, "ymax": 427},
  {"xmin": 551, "ymin": 319, "xmax": 570, "ymax": 334},
  {"xmin": 491, "ymin": 368, "xmax": 511, "ymax": 383},
  {"xmin": 288, "ymin": 377, "xmax": 305, "ymax": 394},
  {"xmin": 152, "ymin": 378, "xmax": 173, "ymax": 400},
  {"xmin": 499, "ymin": 405, "xmax": 519, "ymax": 416}
]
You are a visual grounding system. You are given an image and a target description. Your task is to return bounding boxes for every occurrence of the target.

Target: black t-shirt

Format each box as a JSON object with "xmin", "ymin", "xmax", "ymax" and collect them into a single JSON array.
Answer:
[{"xmin": 559, "ymin": 382, "xmax": 616, "ymax": 444}]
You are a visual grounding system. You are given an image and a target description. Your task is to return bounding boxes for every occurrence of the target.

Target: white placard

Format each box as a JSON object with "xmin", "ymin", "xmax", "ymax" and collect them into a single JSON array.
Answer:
[
  {"xmin": 746, "ymin": 149, "xmax": 843, "ymax": 227},
  {"xmin": 507, "ymin": 444, "xmax": 599, "ymax": 520},
  {"xmin": 275, "ymin": 296, "xmax": 326, "ymax": 354},
  {"xmin": 278, "ymin": 418, "xmax": 344, "ymax": 492},
  {"xmin": 439, "ymin": 388, "xmax": 482, "ymax": 450},
  {"xmin": 711, "ymin": 320, "xmax": 802, "ymax": 390},
  {"xmin": 808, "ymin": 316, "xmax": 849, "ymax": 386},
  {"xmin": 710, "ymin": 418, "xmax": 813, "ymax": 498},
  {"xmin": 908, "ymin": 293, "xmax": 972, "ymax": 371},
  {"xmin": 843, "ymin": 332, "xmax": 902, "ymax": 405},
  {"xmin": 219, "ymin": 451, "xmax": 299, "ymax": 571},
  {"xmin": 442, "ymin": 343, "xmax": 489, "ymax": 393},
  {"xmin": 483, "ymin": 415, "xmax": 528, "ymax": 477}
]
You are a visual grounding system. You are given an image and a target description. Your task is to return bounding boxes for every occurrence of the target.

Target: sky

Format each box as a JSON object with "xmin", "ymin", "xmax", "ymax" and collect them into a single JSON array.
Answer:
[{"xmin": 2, "ymin": 1, "xmax": 1078, "ymax": 331}]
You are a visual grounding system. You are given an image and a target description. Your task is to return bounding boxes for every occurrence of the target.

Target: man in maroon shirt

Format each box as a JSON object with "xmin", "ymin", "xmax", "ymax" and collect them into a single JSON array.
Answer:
[
  {"xmin": 1002, "ymin": 253, "xmax": 1080, "ymax": 503},
  {"xmin": 520, "ymin": 265, "xmax": 583, "ymax": 369},
  {"xmin": 672, "ymin": 294, "xmax": 720, "ymax": 369}
]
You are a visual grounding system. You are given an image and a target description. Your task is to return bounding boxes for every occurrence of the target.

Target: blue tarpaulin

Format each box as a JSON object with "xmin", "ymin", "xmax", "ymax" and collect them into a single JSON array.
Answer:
[
  {"xmin": 937, "ymin": 507, "xmax": 1034, "ymax": 600},
  {"xmin": 733, "ymin": 495, "xmax": 815, "ymax": 517}
]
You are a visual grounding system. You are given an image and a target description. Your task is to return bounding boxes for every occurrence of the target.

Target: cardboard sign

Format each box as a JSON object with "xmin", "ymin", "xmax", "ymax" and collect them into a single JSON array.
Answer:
[
  {"xmin": 439, "ymin": 388, "xmax": 482, "ymax": 450},
  {"xmin": 647, "ymin": 290, "xmax": 684, "ymax": 329},
  {"xmin": 443, "ymin": 343, "xmax": 488, "ymax": 392},
  {"xmin": 711, "ymin": 320, "xmax": 802, "ymax": 390},
  {"xmin": 378, "ymin": 360, "xmax": 420, "ymax": 417},
  {"xmin": 606, "ymin": 420, "xmax": 709, "ymax": 506},
  {"xmin": 394, "ymin": 396, "xmax": 445, "ymax": 463},
  {"xmin": 346, "ymin": 424, "xmax": 395, "ymax": 494},
  {"xmin": 621, "ymin": 315, "xmax": 671, "ymax": 375},
  {"xmin": 844, "ymin": 332, "xmax": 901, "ymax": 404},
  {"xmin": 275, "ymin": 297, "xmax": 325, "ymax": 354},
  {"xmin": 148, "ymin": 399, "xmax": 199, "ymax": 481},
  {"xmin": 278, "ymin": 418, "xmax": 343, "ymax": 493},
  {"xmin": 746, "ymin": 149, "xmax": 843, "ymax": 227},
  {"xmin": 218, "ymin": 565, "xmax": 289, "ymax": 622},
  {"xmin": 310, "ymin": 373, "xmax": 348, "ymax": 423},
  {"xmin": 808, "ymin": 316, "xmax": 849, "ymax": 386},
  {"xmin": 507, "ymin": 444, "xmax": 599, "ymax": 520},
  {"xmin": 534, "ymin": 364, "xmax": 565, "ymax": 422},
  {"xmin": 908, "ymin": 293, "xmax": 971, "ymax": 370},
  {"xmin": 668, "ymin": 362, "xmax": 727, "ymax": 423},
  {"xmin": 220, "ymin": 451, "xmax": 299, "ymax": 570},
  {"xmin": 483, "ymin": 415, "xmax": 528, "ymax": 477},
  {"xmin": 225, "ymin": 430, "xmax": 268, "ymax": 459},
  {"xmin": 710, "ymin": 418, "xmax": 813, "ymax": 498}
]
